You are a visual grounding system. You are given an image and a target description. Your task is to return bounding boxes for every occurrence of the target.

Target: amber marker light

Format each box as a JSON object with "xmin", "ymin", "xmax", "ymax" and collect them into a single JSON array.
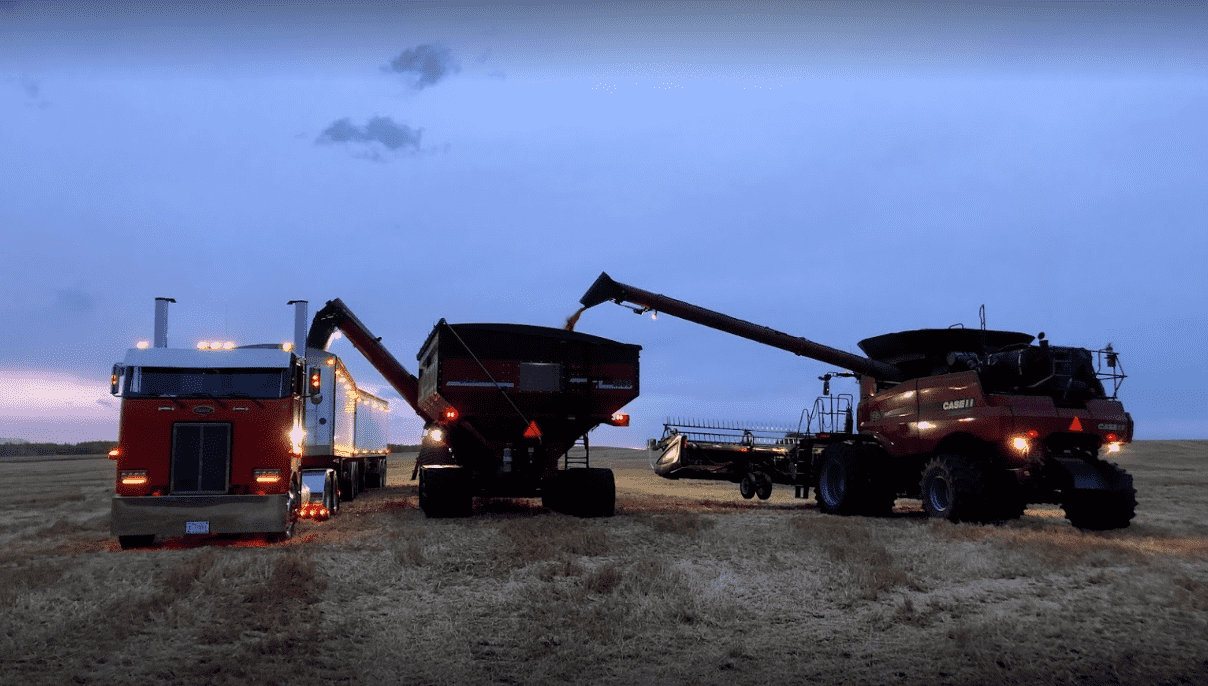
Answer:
[
  {"xmin": 253, "ymin": 469, "xmax": 281, "ymax": 484},
  {"xmin": 136, "ymin": 341, "xmax": 150, "ymax": 349},
  {"xmin": 108, "ymin": 448, "xmax": 120, "ymax": 459},
  {"xmin": 119, "ymin": 470, "xmax": 148, "ymax": 485}
]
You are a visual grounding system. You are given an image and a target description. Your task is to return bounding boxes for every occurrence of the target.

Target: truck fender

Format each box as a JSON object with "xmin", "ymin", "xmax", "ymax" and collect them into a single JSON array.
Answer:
[{"xmin": 1049, "ymin": 456, "xmax": 1129, "ymax": 492}]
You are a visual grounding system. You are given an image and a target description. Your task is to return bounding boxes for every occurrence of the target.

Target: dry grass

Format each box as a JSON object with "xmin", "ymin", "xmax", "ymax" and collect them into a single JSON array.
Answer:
[{"xmin": 0, "ymin": 443, "xmax": 1206, "ymax": 685}]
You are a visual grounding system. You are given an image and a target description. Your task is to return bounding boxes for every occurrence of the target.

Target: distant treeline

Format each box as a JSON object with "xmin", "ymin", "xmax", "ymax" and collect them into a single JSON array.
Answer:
[
  {"xmin": 0, "ymin": 440, "xmax": 119, "ymax": 457},
  {"xmin": 0, "ymin": 441, "xmax": 418, "ymax": 457}
]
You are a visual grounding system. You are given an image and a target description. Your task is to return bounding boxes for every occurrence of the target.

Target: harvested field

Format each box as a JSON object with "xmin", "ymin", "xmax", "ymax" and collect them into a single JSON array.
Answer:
[{"xmin": 1, "ymin": 440, "xmax": 1206, "ymax": 685}]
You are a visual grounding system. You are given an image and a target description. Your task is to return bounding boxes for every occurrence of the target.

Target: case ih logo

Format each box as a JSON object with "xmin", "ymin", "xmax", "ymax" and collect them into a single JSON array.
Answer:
[
  {"xmin": 1098, "ymin": 423, "xmax": 1124, "ymax": 431},
  {"xmin": 192, "ymin": 406, "xmax": 215, "ymax": 415},
  {"xmin": 942, "ymin": 398, "xmax": 975, "ymax": 411}
]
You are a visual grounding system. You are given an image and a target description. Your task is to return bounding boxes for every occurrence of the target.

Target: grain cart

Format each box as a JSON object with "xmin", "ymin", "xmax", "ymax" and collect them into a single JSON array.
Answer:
[
  {"xmin": 579, "ymin": 272, "xmax": 1136, "ymax": 530},
  {"xmin": 306, "ymin": 299, "xmax": 640, "ymax": 517}
]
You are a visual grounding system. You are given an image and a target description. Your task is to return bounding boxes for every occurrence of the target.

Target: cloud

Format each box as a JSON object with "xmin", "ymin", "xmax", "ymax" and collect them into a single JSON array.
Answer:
[
  {"xmin": 315, "ymin": 116, "xmax": 423, "ymax": 160},
  {"xmin": 56, "ymin": 287, "xmax": 95, "ymax": 313},
  {"xmin": 386, "ymin": 44, "xmax": 459, "ymax": 90}
]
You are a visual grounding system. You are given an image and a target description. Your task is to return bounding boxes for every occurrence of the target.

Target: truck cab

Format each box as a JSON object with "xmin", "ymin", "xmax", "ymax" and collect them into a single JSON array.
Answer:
[{"xmin": 108, "ymin": 344, "xmax": 306, "ymax": 548}]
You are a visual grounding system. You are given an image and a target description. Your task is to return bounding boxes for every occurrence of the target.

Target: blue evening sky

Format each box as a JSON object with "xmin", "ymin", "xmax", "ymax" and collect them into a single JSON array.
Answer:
[{"xmin": 2, "ymin": 1, "xmax": 1205, "ymax": 446}]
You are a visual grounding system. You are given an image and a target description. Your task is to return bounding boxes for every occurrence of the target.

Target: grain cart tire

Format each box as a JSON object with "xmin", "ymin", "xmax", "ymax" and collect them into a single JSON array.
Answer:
[
  {"xmin": 754, "ymin": 472, "xmax": 774, "ymax": 500},
  {"xmin": 118, "ymin": 535, "xmax": 155, "ymax": 550},
  {"xmin": 739, "ymin": 474, "xmax": 757, "ymax": 499},
  {"xmin": 1062, "ymin": 463, "xmax": 1136, "ymax": 530},
  {"xmin": 816, "ymin": 443, "xmax": 872, "ymax": 516},
  {"xmin": 550, "ymin": 468, "xmax": 616, "ymax": 517},
  {"xmin": 419, "ymin": 466, "xmax": 472, "ymax": 518},
  {"xmin": 920, "ymin": 454, "xmax": 997, "ymax": 523}
]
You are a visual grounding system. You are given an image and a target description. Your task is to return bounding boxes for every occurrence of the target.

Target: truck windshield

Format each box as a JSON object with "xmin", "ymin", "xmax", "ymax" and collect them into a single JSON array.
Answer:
[{"xmin": 127, "ymin": 367, "xmax": 290, "ymax": 399}]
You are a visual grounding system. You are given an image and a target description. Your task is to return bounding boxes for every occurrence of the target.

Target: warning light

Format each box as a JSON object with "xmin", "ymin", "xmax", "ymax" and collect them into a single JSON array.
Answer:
[
  {"xmin": 524, "ymin": 420, "xmax": 542, "ymax": 439},
  {"xmin": 609, "ymin": 413, "xmax": 630, "ymax": 427},
  {"xmin": 310, "ymin": 369, "xmax": 322, "ymax": 391},
  {"xmin": 136, "ymin": 341, "xmax": 150, "ymax": 349},
  {"xmin": 108, "ymin": 448, "xmax": 120, "ymax": 459},
  {"xmin": 1105, "ymin": 433, "xmax": 1119, "ymax": 443},
  {"xmin": 444, "ymin": 408, "xmax": 458, "ymax": 421}
]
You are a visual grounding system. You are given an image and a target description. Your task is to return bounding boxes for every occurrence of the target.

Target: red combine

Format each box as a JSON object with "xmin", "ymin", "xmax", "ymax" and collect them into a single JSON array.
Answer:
[
  {"xmin": 306, "ymin": 299, "xmax": 640, "ymax": 517},
  {"xmin": 579, "ymin": 273, "xmax": 1136, "ymax": 530}
]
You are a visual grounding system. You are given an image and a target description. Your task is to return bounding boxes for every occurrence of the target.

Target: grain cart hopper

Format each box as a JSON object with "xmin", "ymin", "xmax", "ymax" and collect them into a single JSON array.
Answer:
[
  {"xmin": 307, "ymin": 299, "xmax": 640, "ymax": 517},
  {"xmin": 579, "ymin": 272, "xmax": 1136, "ymax": 530}
]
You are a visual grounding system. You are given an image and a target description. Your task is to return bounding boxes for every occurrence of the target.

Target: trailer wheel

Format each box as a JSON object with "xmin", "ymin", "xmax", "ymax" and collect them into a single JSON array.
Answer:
[
  {"xmin": 754, "ymin": 472, "xmax": 773, "ymax": 501},
  {"xmin": 419, "ymin": 466, "xmax": 472, "ymax": 518},
  {"xmin": 816, "ymin": 443, "xmax": 874, "ymax": 515},
  {"xmin": 1062, "ymin": 464, "xmax": 1136, "ymax": 530},
  {"xmin": 118, "ymin": 535, "xmax": 154, "ymax": 550},
  {"xmin": 739, "ymin": 474, "xmax": 757, "ymax": 500}
]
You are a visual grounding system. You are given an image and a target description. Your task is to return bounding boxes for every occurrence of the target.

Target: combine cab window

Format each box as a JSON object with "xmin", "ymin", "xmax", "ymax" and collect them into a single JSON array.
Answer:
[{"xmin": 127, "ymin": 367, "xmax": 290, "ymax": 398}]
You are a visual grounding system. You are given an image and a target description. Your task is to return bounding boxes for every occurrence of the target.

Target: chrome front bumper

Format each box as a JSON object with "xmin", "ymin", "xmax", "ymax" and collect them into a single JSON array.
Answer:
[{"xmin": 111, "ymin": 494, "xmax": 291, "ymax": 537}]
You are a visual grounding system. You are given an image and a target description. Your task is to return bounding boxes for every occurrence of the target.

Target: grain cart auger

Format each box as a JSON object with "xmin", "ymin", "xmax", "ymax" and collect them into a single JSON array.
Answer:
[
  {"xmin": 308, "ymin": 298, "xmax": 640, "ymax": 518},
  {"xmin": 579, "ymin": 272, "xmax": 1136, "ymax": 530}
]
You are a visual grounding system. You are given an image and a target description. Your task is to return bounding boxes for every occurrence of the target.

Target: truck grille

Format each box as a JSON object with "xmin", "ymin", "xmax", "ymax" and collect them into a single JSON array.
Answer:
[{"xmin": 171, "ymin": 423, "xmax": 231, "ymax": 494}]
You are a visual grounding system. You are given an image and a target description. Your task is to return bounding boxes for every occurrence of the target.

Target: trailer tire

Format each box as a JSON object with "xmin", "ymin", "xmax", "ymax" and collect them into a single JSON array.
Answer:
[
  {"xmin": 118, "ymin": 535, "xmax": 154, "ymax": 550},
  {"xmin": 754, "ymin": 472, "xmax": 773, "ymax": 501},
  {"xmin": 739, "ymin": 474, "xmax": 757, "ymax": 500},
  {"xmin": 1063, "ymin": 464, "xmax": 1136, "ymax": 530},
  {"xmin": 920, "ymin": 454, "xmax": 999, "ymax": 523}
]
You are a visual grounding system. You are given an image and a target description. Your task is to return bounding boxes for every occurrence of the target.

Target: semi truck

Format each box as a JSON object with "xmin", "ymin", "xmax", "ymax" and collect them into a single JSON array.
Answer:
[
  {"xmin": 108, "ymin": 298, "xmax": 388, "ymax": 548},
  {"xmin": 579, "ymin": 272, "xmax": 1137, "ymax": 530}
]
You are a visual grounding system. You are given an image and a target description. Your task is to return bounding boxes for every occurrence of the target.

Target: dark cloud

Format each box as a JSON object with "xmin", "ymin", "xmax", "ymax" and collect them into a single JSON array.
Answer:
[
  {"xmin": 315, "ymin": 117, "xmax": 423, "ymax": 160},
  {"xmin": 386, "ymin": 44, "xmax": 459, "ymax": 90},
  {"xmin": 55, "ymin": 287, "xmax": 94, "ymax": 313}
]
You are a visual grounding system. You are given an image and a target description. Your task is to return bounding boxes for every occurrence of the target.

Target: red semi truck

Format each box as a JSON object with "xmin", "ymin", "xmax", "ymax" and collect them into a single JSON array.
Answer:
[{"xmin": 108, "ymin": 298, "xmax": 388, "ymax": 548}]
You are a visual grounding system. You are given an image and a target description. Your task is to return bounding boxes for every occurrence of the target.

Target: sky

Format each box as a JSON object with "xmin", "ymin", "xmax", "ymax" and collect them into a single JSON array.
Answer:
[{"xmin": 2, "ymin": 1, "xmax": 1206, "ymax": 447}]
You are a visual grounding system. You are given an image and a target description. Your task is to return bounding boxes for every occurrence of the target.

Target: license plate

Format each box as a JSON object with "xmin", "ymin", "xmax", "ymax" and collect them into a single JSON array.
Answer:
[{"xmin": 185, "ymin": 521, "xmax": 209, "ymax": 534}]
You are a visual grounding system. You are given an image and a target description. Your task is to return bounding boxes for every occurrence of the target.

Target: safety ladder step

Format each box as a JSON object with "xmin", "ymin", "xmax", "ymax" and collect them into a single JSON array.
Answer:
[{"xmin": 563, "ymin": 434, "xmax": 590, "ymax": 469}]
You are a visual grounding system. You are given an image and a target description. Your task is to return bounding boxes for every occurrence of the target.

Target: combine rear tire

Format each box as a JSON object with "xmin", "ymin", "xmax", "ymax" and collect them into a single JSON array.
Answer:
[
  {"xmin": 1063, "ymin": 463, "xmax": 1136, "ymax": 530},
  {"xmin": 419, "ymin": 466, "xmax": 472, "ymax": 518}
]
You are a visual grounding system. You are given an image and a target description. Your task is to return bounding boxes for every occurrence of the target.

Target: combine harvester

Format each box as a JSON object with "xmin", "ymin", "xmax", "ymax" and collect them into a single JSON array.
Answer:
[
  {"xmin": 307, "ymin": 299, "xmax": 640, "ymax": 517},
  {"xmin": 578, "ymin": 272, "xmax": 1136, "ymax": 530}
]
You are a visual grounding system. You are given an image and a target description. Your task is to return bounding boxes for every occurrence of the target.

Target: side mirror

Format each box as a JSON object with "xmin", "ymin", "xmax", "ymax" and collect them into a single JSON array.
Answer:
[{"xmin": 110, "ymin": 365, "xmax": 124, "ymax": 396}]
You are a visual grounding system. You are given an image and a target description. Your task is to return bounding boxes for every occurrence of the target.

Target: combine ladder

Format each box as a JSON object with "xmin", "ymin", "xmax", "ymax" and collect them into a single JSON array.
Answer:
[{"xmin": 563, "ymin": 433, "xmax": 590, "ymax": 469}]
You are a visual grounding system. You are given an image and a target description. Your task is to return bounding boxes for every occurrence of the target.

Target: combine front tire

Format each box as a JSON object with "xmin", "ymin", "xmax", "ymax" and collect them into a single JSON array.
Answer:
[
  {"xmin": 754, "ymin": 472, "xmax": 774, "ymax": 501},
  {"xmin": 816, "ymin": 444, "xmax": 869, "ymax": 515}
]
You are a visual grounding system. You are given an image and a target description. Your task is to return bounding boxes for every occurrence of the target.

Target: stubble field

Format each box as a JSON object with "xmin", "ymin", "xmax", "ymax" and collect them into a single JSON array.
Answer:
[{"xmin": 1, "ymin": 440, "xmax": 1206, "ymax": 686}]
